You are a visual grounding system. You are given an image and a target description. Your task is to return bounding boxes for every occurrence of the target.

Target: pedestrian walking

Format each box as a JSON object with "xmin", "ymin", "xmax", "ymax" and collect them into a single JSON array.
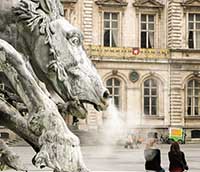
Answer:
[
  {"xmin": 144, "ymin": 138, "xmax": 165, "ymax": 172},
  {"xmin": 168, "ymin": 142, "xmax": 189, "ymax": 172},
  {"xmin": 124, "ymin": 133, "xmax": 133, "ymax": 149},
  {"xmin": 132, "ymin": 134, "xmax": 139, "ymax": 149}
]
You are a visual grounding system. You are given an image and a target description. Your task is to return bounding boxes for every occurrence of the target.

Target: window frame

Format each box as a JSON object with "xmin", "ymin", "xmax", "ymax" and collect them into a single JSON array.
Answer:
[
  {"xmin": 182, "ymin": 0, "xmax": 200, "ymax": 48},
  {"xmin": 98, "ymin": 9, "xmax": 124, "ymax": 47},
  {"xmin": 188, "ymin": 13, "xmax": 200, "ymax": 49},
  {"xmin": 140, "ymin": 14, "xmax": 155, "ymax": 48},
  {"xmin": 95, "ymin": 1, "xmax": 127, "ymax": 47},
  {"xmin": 106, "ymin": 77, "xmax": 121, "ymax": 109},
  {"xmin": 143, "ymin": 78, "xmax": 159, "ymax": 116},
  {"xmin": 138, "ymin": 11, "xmax": 159, "ymax": 48},
  {"xmin": 103, "ymin": 12, "xmax": 119, "ymax": 47},
  {"xmin": 186, "ymin": 78, "xmax": 200, "ymax": 116}
]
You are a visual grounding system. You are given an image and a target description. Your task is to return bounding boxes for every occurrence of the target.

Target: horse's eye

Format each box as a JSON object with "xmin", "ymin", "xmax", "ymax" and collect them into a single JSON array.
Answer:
[{"xmin": 70, "ymin": 36, "xmax": 80, "ymax": 46}]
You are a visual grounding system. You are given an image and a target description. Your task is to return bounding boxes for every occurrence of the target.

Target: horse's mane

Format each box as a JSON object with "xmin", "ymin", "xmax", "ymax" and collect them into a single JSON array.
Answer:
[{"xmin": 13, "ymin": 0, "xmax": 64, "ymax": 60}]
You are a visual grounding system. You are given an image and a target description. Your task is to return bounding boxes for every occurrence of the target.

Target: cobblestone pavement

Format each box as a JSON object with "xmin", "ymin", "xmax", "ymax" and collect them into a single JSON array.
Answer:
[{"xmin": 4, "ymin": 144, "xmax": 200, "ymax": 172}]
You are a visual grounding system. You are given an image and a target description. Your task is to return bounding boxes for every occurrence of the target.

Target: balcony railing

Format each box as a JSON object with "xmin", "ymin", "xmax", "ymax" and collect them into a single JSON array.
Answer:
[{"xmin": 85, "ymin": 45, "xmax": 170, "ymax": 59}]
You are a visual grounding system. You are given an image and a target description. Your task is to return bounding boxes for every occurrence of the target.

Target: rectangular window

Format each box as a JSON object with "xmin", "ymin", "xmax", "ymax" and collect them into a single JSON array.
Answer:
[
  {"xmin": 143, "ymin": 79, "xmax": 158, "ymax": 116},
  {"xmin": 188, "ymin": 14, "xmax": 200, "ymax": 49},
  {"xmin": 106, "ymin": 78, "xmax": 121, "ymax": 109},
  {"xmin": 141, "ymin": 14, "xmax": 155, "ymax": 48},
  {"xmin": 151, "ymin": 106, "xmax": 157, "ymax": 115},
  {"xmin": 104, "ymin": 12, "xmax": 118, "ymax": 47},
  {"xmin": 187, "ymin": 79, "xmax": 200, "ymax": 116}
]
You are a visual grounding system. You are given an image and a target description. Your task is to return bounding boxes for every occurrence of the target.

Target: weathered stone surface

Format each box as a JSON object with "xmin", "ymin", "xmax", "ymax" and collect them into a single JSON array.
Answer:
[{"xmin": 0, "ymin": 0, "xmax": 109, "ymax": 171}]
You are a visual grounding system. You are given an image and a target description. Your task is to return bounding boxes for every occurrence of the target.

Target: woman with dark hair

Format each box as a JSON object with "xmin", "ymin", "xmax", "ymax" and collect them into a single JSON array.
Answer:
[{"xmin": 168, "ymin": 142, "xmax": 188, "ymax": 172}]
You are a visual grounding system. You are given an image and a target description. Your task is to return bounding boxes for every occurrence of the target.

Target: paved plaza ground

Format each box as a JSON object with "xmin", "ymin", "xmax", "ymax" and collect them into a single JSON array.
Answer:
[{"xmin": 4, "ymin": 143, "xmax": 200, "ymax": 172}]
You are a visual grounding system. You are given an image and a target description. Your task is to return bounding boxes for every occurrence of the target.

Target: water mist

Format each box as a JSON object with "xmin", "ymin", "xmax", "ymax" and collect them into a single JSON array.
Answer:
[{"xmin": 101, "ymin": 100, "xmax": 126, "ymax": 145}]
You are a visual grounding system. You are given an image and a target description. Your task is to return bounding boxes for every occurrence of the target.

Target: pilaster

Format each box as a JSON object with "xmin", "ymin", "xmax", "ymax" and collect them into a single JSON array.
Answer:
[
  {"xmin": 167, "ymin": 0, "xmax": 183, "ymax": 49},
  {"xmin": 82, "ymin": 0, "xmax": 93, "ymax": 44},
  {"xmin": 169, "ymin": 63, "xmax": 183, "ymax": 126}
]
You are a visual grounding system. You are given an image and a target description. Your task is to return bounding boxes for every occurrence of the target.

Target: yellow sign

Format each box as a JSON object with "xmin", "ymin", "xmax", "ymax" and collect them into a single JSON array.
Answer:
[{"xmin": 171, "ymin": 128, "xmax": 182, "ymax": 137}]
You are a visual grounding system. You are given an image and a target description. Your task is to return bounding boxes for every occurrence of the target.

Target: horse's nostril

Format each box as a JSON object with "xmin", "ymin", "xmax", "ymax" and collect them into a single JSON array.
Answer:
[{"xmin": 103, "ymin": 90, "xmax": 110, "ymax": 99}]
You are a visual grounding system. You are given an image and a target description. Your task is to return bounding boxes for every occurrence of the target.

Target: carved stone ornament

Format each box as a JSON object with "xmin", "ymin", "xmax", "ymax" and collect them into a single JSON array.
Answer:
[
  {"xmin": 133, "ymin": 0, "xmax": 164, "ymax": 16},
  {"xmin": 95, "ymin": 0, "xmax": 128, "ymax": 7},
  {"xmin": 112, "ymin": 69, "xmax": 118, "ymax": 75},
  {"xmin": 129, "ymin": 70, "xmax": 139, "ymax": 82},
  {"xmin": 181, "ymin": 0, "xmax": 200, "ymax": 13},
  {"xmin": 133, "ymin": 0, "xmax": 164, "ymax": 8},
  {"xmin": 181, "ymin": 0, "xmax": 200, "ymax": 7}
]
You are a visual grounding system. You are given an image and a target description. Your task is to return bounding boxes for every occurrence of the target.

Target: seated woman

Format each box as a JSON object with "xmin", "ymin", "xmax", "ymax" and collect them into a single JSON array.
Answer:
[
  {"xmin": 144, "ymin": 138, "xmax": 165, "ymax": 172},
  {"xmin": 168, "ymin": 142, "xmax": 188, "ymax": 172}
]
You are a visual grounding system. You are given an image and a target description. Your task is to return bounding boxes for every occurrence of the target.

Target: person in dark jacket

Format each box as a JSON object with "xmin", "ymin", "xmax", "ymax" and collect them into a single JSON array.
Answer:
[
  {"xmin": 168, "ymin": 142, "xmax": 188, "ymax": 172},
  {"xmin": 144, "ymin": 138, "xmax": 165, "ymax": 172}
]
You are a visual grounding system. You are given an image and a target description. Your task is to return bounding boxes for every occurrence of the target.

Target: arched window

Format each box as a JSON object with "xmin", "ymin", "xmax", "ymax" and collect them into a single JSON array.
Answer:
[
  {"xmin": 106, "ymin": 78, "xmax": 121, "ymax": 108},
  {"xmin": 187, "ymin": 79, "xmax": 200, "ymax": 116},
  {"xmin": 143, "ymin": 78, "xmax": 158, "ymax": 115}
]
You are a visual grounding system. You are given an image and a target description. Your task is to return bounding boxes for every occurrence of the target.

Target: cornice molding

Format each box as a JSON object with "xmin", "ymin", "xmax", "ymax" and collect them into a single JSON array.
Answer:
[
  {"xmin": 60, "ymin": 0, "xmax": 78, "ymax": 4},
  {"xmin": 181, "ymin": 0, "xmax": 200, "ymax": 7},
  {"xmin": 95, "ymin": 0, "xmax": 128, "ymax": 7},
  {"xmin": 61, "ymin": 0, "xmax": 78, "ymax": 10},
  {"xmin": 133, "ymin": 0, "xmax": 164, "ymax": 8},
  {"xmin": 133, "ymin": 0, "xmax": 164, "ymax": 17},
  {"xmin": 181, "ymin": 0, "xmax": 200, "ymax": 14}
]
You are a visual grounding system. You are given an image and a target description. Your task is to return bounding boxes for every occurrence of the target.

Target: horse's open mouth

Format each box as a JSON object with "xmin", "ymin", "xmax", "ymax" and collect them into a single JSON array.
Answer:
[
  {"xmin": 93, "ymin": 104, "xmax": 104, "ymax": 111},
  {"xmin": 64, "ymin": 99, "xmax": 106, "ymax": 119},
  {"xmin": 79, "ymin": 101, "xmax": 88, "ymax": 113},
  {"xmin": 80, "ymin": 100, "xmax": 108, "ymax": 112}
]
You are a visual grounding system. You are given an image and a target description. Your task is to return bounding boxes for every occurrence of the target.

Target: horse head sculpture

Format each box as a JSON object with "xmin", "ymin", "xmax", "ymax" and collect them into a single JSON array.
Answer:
[
  {"xmin": 0, "ymin": 0, "xmax": 110, "ymax": 171},
  {"xmin": 13, "ymin": 0, "xmax": 109, "ymax": 119}
]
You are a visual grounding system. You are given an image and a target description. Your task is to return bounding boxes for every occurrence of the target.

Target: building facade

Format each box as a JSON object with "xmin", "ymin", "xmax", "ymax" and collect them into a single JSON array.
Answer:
[
  {"xmin": 1, "ymin": 0, "xmax": 200, "ymax": 142},
  {"xmin": 61, "ymin": 0, "xmax": 200, "ymax": 142}
]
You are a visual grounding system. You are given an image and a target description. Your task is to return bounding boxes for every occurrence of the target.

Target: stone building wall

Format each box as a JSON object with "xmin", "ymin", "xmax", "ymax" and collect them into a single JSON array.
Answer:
[
  {"xmin": 1, "ymin": 0, "xmax": 200, "ymax": 142},
  {"xmin": 69, "ymin": 0, "xmax": 200, "ymax": 143}
]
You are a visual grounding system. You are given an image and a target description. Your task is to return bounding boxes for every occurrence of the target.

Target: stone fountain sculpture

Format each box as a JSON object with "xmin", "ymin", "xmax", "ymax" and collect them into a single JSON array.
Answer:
[{"xmin": 0, "ymin": 0, "xmax": 109, "ymax": 171}]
